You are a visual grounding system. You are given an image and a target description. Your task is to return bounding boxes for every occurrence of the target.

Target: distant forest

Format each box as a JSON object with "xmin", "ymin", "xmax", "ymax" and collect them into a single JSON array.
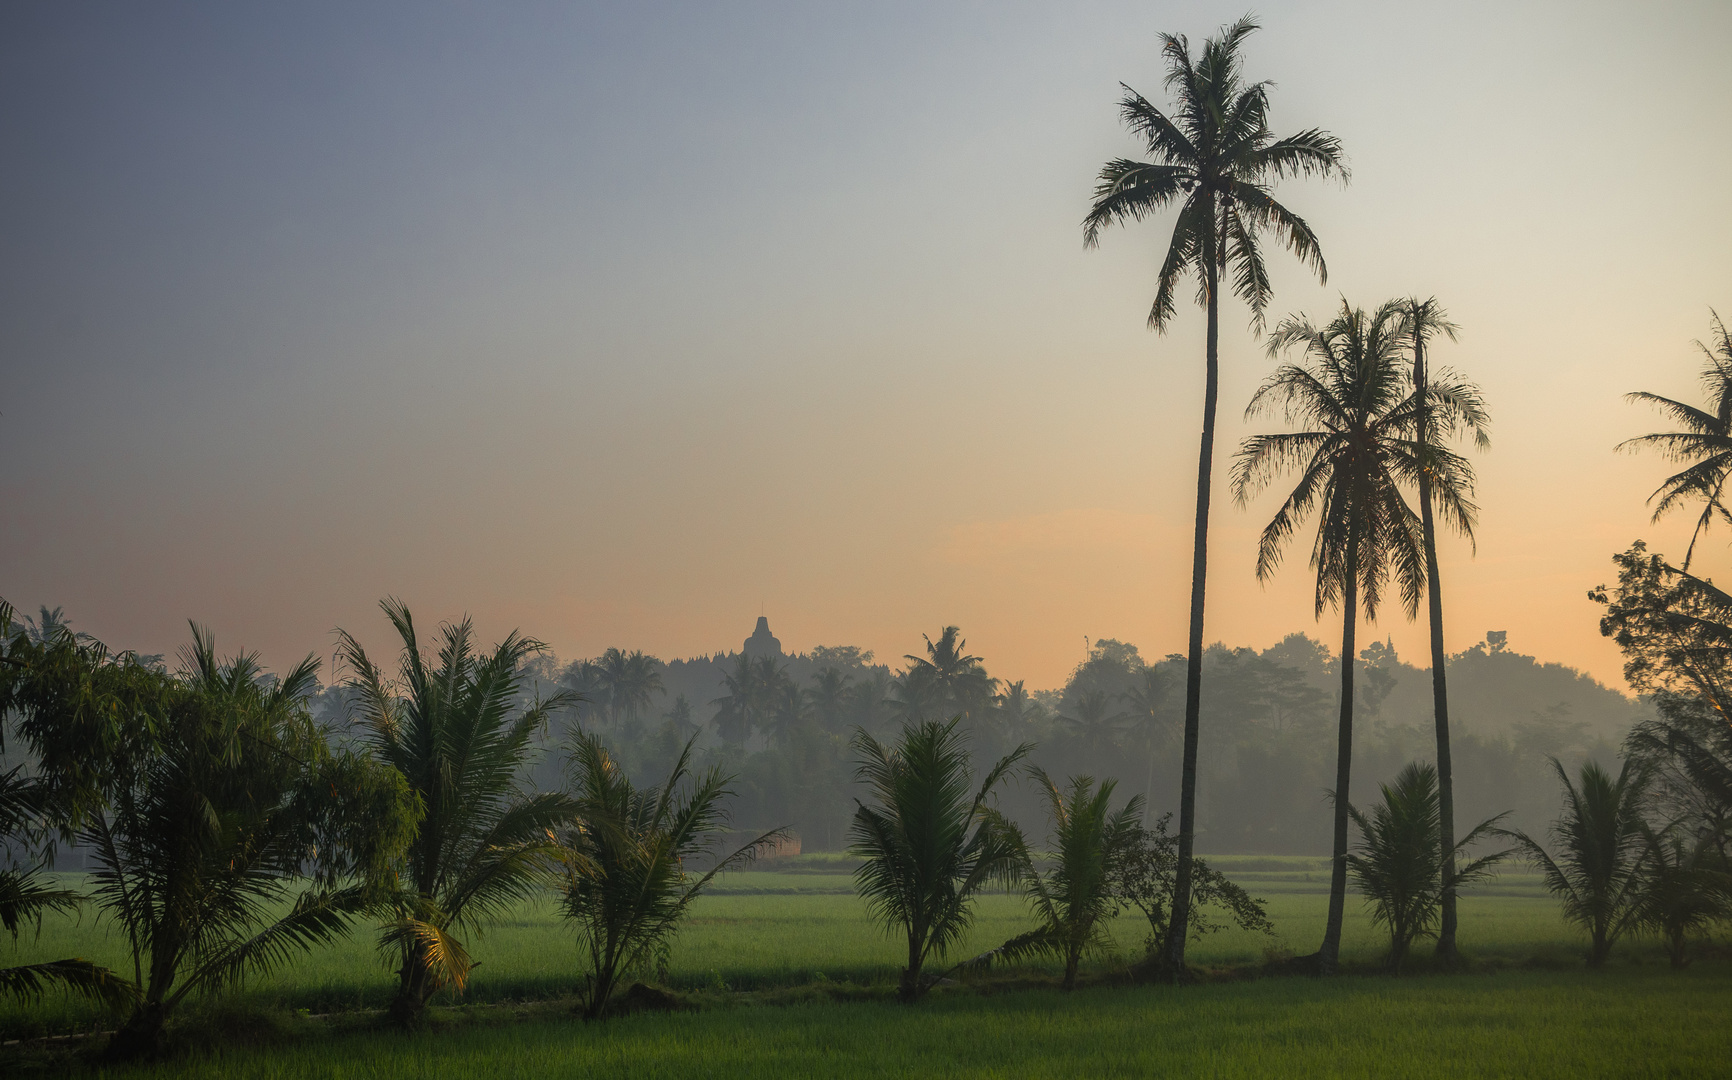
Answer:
[{"xmin": 279, "ymin": 615, "xmax": 1644, "ymax": 856}]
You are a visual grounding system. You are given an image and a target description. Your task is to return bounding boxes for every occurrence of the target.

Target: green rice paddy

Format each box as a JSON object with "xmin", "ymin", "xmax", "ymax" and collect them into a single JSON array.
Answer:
[{"xmin": 4, "ymin": 856, "xmax": 1725, "ymax": 1077}]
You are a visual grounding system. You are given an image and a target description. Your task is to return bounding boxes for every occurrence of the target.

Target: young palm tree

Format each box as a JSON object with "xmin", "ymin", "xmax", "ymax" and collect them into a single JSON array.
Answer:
[
  {"xmin": 1619, "ymin": 310, "xmax": 1732, "ymax": 571},
  {"xmin": 999, "ymin": 771, "xmax": 1143, "ymax": 990},
  {"xmin": 849, "ymin": 718, "xmax": 1030, "ymax": 1001},
  {"xmin": 560, "ymin": 733, "xmax": 781, "ymax": 1018},
  {"xmin": 339, "ymin": 599, "xmax": 575, "ymax": 1026},
  {"xmin": 1344, "ymin": 762, "xmax": 1509, "ymax": 973},
  {"xmin": 1084, "ymin": 15, "xmax": 1346, "ymax": 971},
  {"xmin": 1231, "ymin": 298, "xmax": 1478, "ymax": 973},
  {"xmin": 1631, "ymin": 821, "xmax": 1731, "ymax": 968},
  {"xmin": 1403, "ymin": 297, "xmax": 1490, "ymax": 963},
  {"xmin": 1505, "ymin": 759, "xmax": 1652, "ymax": 968}
]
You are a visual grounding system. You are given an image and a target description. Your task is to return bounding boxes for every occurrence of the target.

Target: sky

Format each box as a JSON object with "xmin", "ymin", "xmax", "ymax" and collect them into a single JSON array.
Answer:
[{"xmin": 2, "ymin": 0, "xmax": 1729, "ymax": 692}]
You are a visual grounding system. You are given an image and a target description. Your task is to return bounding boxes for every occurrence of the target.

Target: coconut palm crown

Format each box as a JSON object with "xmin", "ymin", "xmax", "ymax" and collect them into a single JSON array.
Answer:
[{"xmin": 1619, "ymin": 310, "xmax": 1732, "ymax": 570}]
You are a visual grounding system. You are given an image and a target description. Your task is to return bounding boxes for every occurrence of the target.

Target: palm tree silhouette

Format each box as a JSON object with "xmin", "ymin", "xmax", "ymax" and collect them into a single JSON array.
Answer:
[
  {"xmin": 1231, "ymin": 298, "xmax": 1477, "ymax": 973},
  {"xmin": 1083, "ymin": 14, "xmax": 1345, "ymax": 972},
  {"xmin": 1620, "ymin": 310, "xmax": 1732, "ymax": 571},
  {"xmin": 1404, "ymin": 297, "xmax": 1490, "ymax": 963},
  {"xmin": 1059, "ymin": 687, "xmax": 1128, "ymax": 757}
]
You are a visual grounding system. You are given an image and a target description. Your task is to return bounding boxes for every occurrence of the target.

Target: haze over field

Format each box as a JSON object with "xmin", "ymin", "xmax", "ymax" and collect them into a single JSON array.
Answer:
[{"xmin": 3, "ymin": 0, "xmax": 1729, "ymax": 690}]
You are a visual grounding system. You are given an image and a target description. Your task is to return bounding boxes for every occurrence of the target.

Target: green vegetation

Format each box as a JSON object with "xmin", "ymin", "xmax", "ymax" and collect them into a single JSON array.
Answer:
[
  {"xmin": 9, "ymin": 968, "xmax": 1718, "ymax": 1080},
  {"xmin": 1345, "ymin": 762, "xmax": 1510, "ymax": 971},
  {"xmin": 339, "ymin": 601, "xmax": 576, "ymax": 1027},
  {"xmin": 847, "ymin": 719, "xmax": 1028, "ymax": 1000},
  {"xmin": 560, "ymin": 732, "xmax": 776, "ymax": 1018},
  {"xmin": 1232, "ymin": 298, "xmax": 1485, "ymax": 972},
  {"xmin": 1082, "ymin": 13, "xmax": 1347, "ymax": 971}
]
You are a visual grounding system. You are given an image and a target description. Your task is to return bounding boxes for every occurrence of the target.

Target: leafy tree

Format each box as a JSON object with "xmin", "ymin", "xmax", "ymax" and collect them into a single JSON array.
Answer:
[
  {"xmin": 1592, "ymin": 542, "xmax": 1732, "ymax": 719},
  {"xmin": 1505, "ymin": 759, "xmax": 1651, "ymax": 968},
  {"xmin": 1058, "ymin": 688, "xmax": 1128, "ymax": 757},
  {"xmin": 596, "ymin": 648, "xmax": 665, "ymax": 725},
  {"xmin": 1344, "ymin": 762, "xmax": 1509, "ymax": 972},
  {"xmin": 1618, "ymin": 309, "xmax": 1732, "ymax": 570},
  {"xmin": 1110, "ymin": 812, "xmax": 1273, "ymax": 968},
  {"xmin": 338, "ymin": 599, "xmax": 574, "ymax": 1026},
  {"xmin": 711, "ymin": 654, "xmax": 784, "ymax": 746},
  {"xmin": 1631, "ymin": 821, "xmax": 1731, "ymax": 968},
  {"xmin": 0, "ymin": 610, "xmax": 138, "ymax": 1010},
  {"xmin": 999, "ymin": 771, "xmax": 1143, "ymax": 989},
  {"xmin": 1403, "ymin": 297, "xmax": 1489, "ymax": 963},
  {"xmin": 9, "ymin": 617, "xmax": 413, "ymax": 1058},
  {"xmin": 806, "ymin": 667, "xmax": 853, "ymax": 732},
  {"xmin": 1121, "ymin": 665, "xmax": 1178, "ymax": 815},
  {"xmin": 848, "ymin": 718, "xmax": 1030, "ymax": 1001},
  {"xmin": 1232, "ymin": 298, "xmax": 1479, "ymax": 973},
  {"xmin": 559, "ymin": 733, "xmax": 779, "ymax": 1018},
  {"xmin": 1083, "ymin": 15, "xmax": 1345, "ymax": 971},
  {"xmin": 765, "ymin": 678, "xmax": 809, "ymax": 747},
  {"xmin": 886, "ymin": 663, "xmax": 946, "ymax": 725},
  {"xmin": 904, "ymin": 626, "xmax": 998, "ymax": 725}
]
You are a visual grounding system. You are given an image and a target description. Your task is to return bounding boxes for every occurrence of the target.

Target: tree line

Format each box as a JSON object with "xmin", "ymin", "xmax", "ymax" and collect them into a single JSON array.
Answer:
[{"xmin": 4, "ymin": 10, "xmax": 1731, "ymax": 1062}]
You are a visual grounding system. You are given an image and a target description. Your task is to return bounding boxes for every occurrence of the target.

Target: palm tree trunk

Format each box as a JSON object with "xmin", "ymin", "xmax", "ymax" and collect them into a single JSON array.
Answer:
[
  {"xmin": 1164, "ymin": 206, "xmax": 1222, "ymax": 979},
  {"xmin": 1319, "ymin": 541, "xmax": 1360, "ymax": 974},
  {"xmin": 901, "ymin": 930, "xmax": 924, "ymax": 1002},
  {"xmin": 1413, "ymin": 326, "xmax": 1461, "ymax": 965}
]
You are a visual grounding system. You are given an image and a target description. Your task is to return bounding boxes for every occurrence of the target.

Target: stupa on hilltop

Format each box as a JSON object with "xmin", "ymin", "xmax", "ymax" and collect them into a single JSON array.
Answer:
[{"xmin": 742, "ymin": 616, "xmax": 782, "ymax": 659}]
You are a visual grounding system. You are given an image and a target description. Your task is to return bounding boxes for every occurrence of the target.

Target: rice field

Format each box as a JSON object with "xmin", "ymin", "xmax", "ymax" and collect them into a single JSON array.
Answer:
[{"xmin": 4, "ymin": 856, "xmax": 1725, "ymax": 1076}]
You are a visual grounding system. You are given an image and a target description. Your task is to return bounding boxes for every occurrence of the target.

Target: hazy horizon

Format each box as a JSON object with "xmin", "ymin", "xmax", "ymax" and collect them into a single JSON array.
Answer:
[{"xmin": 4, "ymin": 0, "xmax": 1729, "ymax": 691}]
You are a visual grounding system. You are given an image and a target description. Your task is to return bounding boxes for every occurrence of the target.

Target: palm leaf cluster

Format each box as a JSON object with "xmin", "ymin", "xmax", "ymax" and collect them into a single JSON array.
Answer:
[
  {"xmin": 1234, "ymin": 299, "xmax": 1485, "ymax": 618},
  {"xmin": 338, "ymin": 599, "xmax": 575, "ymax": 1024},
  {"xmin": 1505, "ymin": 760, "xmax": 1651, "ymax": 968},
  {"xmin": 998, "ymin": 771, "xmax": 1143, "ymax": 989},
  {"xmin": 1620, "ymin": 310, "xmax": 1732, "ymax": 570},
  {"xmin": 1083, "ymin": 15, "xmax": 1345, "ymax": 331},
  {"xmin": 848, "ymin": 718, "xmax": 1029, "ymax": 1001},
  {"xmin": 560, "ymin": 732, "xmax": 781, "ymax": 1018}
]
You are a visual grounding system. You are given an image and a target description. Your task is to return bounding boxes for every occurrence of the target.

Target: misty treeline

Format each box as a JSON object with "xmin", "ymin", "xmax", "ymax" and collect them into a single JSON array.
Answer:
[{"xmin": 288, "ymin": 621, "xmax": 1644, "ymax": 857}]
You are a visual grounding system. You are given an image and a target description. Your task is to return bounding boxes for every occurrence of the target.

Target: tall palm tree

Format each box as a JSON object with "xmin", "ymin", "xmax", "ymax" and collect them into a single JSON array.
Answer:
[
  {"xmin": 339, "ymin": 599, "xmax": 575, "ymax": 1026},
  {"xmin": 1404, "ymin": 297, "xmax": 1490, "ymax": 963},
  {"xmin": 1619, "ymin": 309, "xmax": 1732, "ymax": 571},
  {"xmin": 905, "ymin": 626, "xmax": 997, "ymax": 724},
  {"xmin": 1084, "ymin": 14, "xmax": 1346, "ymax": 972},
  {"xmin": 1231, "ymin": 299, "xmax": 1478, "ymax": 973}
]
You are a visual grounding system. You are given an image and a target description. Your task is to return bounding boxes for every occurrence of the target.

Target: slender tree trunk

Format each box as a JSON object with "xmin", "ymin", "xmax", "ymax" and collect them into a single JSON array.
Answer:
[
  {"xmin": 1413, "ymin": 325, "xmax": 1461, "ymax": 966},
  {"xmin": 901, "ymin": 930, "xmax": 923, "ymax": 1002},
  {"xmin": 1319, "ymin": 541, "xmax": 1360, "ymax": 975},
  {"xmin": 1164, "ymin": 207, "xmax": 1222, "ymax": 979}
]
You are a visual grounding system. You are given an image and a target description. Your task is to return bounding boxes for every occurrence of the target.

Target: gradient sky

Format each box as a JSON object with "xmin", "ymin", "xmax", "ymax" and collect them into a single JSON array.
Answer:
[{"xmin": 3, "ymin": 0, "xmax": 1729, "ymax": 691}]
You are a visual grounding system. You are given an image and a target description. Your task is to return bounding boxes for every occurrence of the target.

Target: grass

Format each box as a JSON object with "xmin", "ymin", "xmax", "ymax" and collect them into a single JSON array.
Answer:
[
  {"xmin": 24, "ymin": 968, "xmax": 1730, "ymax": 1079},
  {"xmin": 3, "ymin": 857, "xmax": 1723, "ymax": 1076}
]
